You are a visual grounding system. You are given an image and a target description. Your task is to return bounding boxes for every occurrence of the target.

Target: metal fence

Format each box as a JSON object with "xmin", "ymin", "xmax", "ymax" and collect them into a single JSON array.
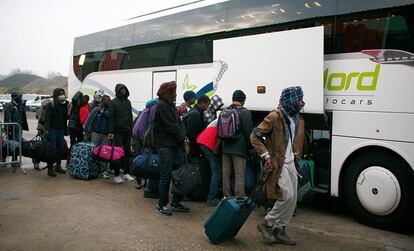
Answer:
[{"xmin": 0, "ymin": 122, "xmax": 24, "ymax": 174}]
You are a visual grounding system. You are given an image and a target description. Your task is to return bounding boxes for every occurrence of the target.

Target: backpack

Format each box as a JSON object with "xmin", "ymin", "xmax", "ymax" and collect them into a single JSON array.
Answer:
[
  {"xmin": 132, "ymin": 103, "xmax": 158, "ymax": 141},
  {"xmin": 218, "ymin": 107, "xmax": 241, "ymax": 139}
]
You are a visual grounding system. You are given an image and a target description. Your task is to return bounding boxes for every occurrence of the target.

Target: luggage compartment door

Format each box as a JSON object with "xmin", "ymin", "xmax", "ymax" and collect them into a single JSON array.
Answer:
[{"xmin": 152, "ymin": 71, "xmax": 177, "ymax": 99}]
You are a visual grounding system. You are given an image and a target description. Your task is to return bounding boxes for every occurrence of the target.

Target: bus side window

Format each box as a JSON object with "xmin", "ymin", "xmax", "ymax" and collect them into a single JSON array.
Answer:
[{"xmin": 334, "ymin": 7, "xmax": 414, "ymax": 53}]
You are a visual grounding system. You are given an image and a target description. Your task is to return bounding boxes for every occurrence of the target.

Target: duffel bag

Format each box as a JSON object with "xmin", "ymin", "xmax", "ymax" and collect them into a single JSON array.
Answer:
[
  {"xmin": 92, "ymin": 144, "xmax": 124, "ymax": 164},
  {"xmin": 131, "ymin": 148, "xmax": 160, "ymax": 180},
  {"xmin": 68, "ymin": 142, "xmax": 99, "ymax": 180},
  {"xmin": 171, "ymin": 156, "xmax": 202, "ymax": 196}
]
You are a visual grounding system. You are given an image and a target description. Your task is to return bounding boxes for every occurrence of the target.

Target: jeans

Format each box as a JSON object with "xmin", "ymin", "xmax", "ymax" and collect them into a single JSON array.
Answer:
[
  {"xmin": 200, "ymin": 145, "xmax": 221, "ymax": 201},
  {"xmin": 156, "ymin": 146, "xmax": 185, "ymax": 207},
  {"xmin": 49, "ymin": 128, "xmax": 64, "ymax": 166}
]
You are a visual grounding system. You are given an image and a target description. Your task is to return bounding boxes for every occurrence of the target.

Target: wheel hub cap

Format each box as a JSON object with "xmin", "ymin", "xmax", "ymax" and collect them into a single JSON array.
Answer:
[{"xmin": 356, "ymin": 166, "xmax": 400, "ymax": 215}]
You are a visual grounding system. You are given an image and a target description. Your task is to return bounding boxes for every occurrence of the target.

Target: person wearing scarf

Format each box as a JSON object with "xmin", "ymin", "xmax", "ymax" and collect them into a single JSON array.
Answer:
[{"xmin": 251, "ymin": 86, "xmax": 305, "ymax": 246}]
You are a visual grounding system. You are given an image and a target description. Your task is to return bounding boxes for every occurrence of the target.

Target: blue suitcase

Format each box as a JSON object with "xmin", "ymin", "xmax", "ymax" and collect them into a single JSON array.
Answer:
[
  {"xmin": 204, "ymin": 196, "xmax": 256, "ymax": 244},
  {"xmin": 68, "ymin": 142, "xmax": 99, "ymax": 180},
  {"xmin": 204, "ymin": 170, "xmax": 270, "ymax": 244}
]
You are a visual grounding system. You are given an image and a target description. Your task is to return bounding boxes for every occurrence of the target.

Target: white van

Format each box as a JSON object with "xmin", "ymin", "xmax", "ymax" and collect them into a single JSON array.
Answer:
[{"xmin": 26, "ymin": 95, "xmax": 50, "ymax": 112}]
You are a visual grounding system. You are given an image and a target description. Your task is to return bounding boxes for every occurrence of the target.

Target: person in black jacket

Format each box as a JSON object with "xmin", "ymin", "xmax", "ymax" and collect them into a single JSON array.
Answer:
[
  {"xmin": 4, "ymin": 92, "xmax": 29, "ymax": 141},
  {"xmin": 44, "ymin": 88, "xmax": 69, "ymax": 177},
  {"xmin": 183, "ymin": 94, "xmax": 210, "ymax": 159},
  {"xmin": 219, "ymin": 90, "xmax": 253, "ymax": 198},
  {"xmin": 68, "ymin": 91, "xmax": 84, "ymax": 146},
  {"xmin": 151, "ymin": 81, "xmax": 190, "ymax": 216},
  {"xmin": 3, "ymin": 92, "xmax": 28, "ymax": 165},
  {"xmin": 108, "ymin": 83, "xmax": 135, "ymax": 184}
]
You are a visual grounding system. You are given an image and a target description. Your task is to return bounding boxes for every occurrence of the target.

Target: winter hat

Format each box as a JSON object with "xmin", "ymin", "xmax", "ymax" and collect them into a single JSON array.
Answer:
[
  {"xmin": 157, "ymin": 81, "xmax": 177, "ymax": 97},
  {"xmin": 232, "ymin": 90, "xmax": 246, "ymax": 102},
  {"xmin": 183, "ymin": 91, "xmax": 196, "ymax": 101},
  {"xmin": 94, "ymin": 89, "xmax": 105, "ymax": 102},
  {"xmin": 11, "ymin": 92, "xmax": 23, "ymax": 100}
]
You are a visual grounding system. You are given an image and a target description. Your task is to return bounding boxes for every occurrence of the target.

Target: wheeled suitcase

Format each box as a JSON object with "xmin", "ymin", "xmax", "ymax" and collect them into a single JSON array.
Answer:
[
  {"xmin": 204, "ymin": 196, "xmax": 256, "ymax": 244},
  {"xmin": 68, "ymin": 142, "xmax": 99, "ymax": 180},
  {"xmin": 204, "ymin": 171, "xmax": 269, "ymax": 244}
]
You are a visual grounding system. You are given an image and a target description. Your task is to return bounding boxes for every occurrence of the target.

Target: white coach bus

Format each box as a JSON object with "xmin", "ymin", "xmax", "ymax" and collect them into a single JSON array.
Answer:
[{"xmin": 69, "ymin": 0, "xmax": 414, "ymax": 230}]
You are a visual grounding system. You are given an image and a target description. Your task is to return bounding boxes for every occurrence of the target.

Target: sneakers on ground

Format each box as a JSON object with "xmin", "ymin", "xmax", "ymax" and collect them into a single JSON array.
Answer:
[
  {"xmin": 206, "ymin": 198, "xmax": 220, "ymax": 207},
  {"xmin": 272, "ymin": 227, "xmax": 296, "ymax": 245},
  {"xmin": 114, "ymin": 175, "xmax": 124, "ymax": 184},
  {"xmin": 156, "ymin": 205, "xmax": 172, "ymax": 216},
  {"xmin": 123, "ymin": 173, "xmax": 136, "ymax": 181},
  {"xmin": 257, "ymin": 219, "xmax": 275, "ymax": 245},
  {"xmin": 170, "ymin": 202, "xmax": 190, "ymax": 213},
  {"xmin": 101, "ymin": 171, "xmax": 110, "ymax": 179},
  {"xmin": 144, "ymin": 191, "xmax": 160, "ymax": 199}
]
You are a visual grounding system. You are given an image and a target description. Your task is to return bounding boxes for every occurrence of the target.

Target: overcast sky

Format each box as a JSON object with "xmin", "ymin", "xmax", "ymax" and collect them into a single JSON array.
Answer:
[{"xmin": 0, "ymin": 0, "xmax": 195, "ymax": 78}]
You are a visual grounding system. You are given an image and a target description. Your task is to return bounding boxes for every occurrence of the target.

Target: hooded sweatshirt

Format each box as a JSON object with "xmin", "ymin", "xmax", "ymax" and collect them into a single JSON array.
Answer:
[{"xmin": 109, "ymin": 84, "xmax": 132, "ymax": 133}]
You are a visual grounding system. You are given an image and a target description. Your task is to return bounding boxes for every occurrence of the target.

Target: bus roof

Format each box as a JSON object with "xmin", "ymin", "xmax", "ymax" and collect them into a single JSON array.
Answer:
[{"xmin": 74, "ymin": 0, "xmax": 414, "ymax": 56}]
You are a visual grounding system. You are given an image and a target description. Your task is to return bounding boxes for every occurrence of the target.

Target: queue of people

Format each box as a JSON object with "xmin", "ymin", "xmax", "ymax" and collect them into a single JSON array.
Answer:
[{"xmin": 1, "ymin": 83, "xmax": 306, "ymax": 246}]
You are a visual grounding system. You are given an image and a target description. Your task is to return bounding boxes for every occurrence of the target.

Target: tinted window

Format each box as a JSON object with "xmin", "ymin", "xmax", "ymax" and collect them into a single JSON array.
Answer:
[
  {"xmin": 82, "ymin": 52, "xmax": 103, "ymax": 79},
  {"xmin": 172, "ymin": 3, "xmax": 227, "ymax": 39},
  {"xmin": 226, "ymin": 0, "xmax": 336, "ymax": 31},
  {"xmin": 173, "ymin": 38, "xmax": 212, "ymax": 65},
  {"xmin": 122, "ymin": 43, "xmax": 171, "ymax": 69},
  {"xmin": 335, "ymin": 6, "xmax": 414, "ymax": 53},
  {"xmin": 133, "ymin": 16, "xmax": 174, "ymax": 45},
  {"xmin": 74, "ymin": 31, "xmax": 107, "ymax": 56},
  {"xmin": 107, "ymin": 24, "xmax": 134, "ymax": 50}
]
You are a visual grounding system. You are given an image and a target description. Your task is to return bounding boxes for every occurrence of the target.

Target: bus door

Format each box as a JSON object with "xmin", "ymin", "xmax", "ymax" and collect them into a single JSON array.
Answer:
[{"xmin": 152, "ymin": 71, "xmax": 177, "ymax": 99}]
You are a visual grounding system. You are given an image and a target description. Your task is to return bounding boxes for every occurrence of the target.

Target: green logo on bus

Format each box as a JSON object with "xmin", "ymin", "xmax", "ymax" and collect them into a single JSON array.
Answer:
[{"xmin": 324, "ymin": 64, "xmax": 380, "ymax": 91}]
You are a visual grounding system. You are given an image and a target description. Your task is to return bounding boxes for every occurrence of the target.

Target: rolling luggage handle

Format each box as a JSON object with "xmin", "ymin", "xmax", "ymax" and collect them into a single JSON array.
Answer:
[{"xmin": 240, "ymin": 170, "xmax": 273, "ymax": 210}]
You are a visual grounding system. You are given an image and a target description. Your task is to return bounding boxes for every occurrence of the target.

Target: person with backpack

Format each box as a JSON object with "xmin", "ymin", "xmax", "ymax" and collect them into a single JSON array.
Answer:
[
  {"xmin": 131, "ymin": 97, "xmax": 159, "ymax": 197},
  {"xmin": 251, "ymin": 86, "xmax": 305, "ymax": 246},
  {"xmin": 151, "ymin": 81, "xmax": 190, "ymax": 216},
  {"xmin": 108, "ymin": 83, "xmax": 135, "ymax": 183},
  {"xmin": 84, "ymin": 95, "xmax": 111, "ymax": 179},
  {"xmin": 183, "ymin": 94, "xmax": 211, "ymax": 159},
  {"xmin": 218, "ymin": 90, "xmax": 253, "ymax": 198},
  {"xmin": 177, "ymin": 90, "xmax": 196, "ymax": 118},
  {"xmin": 44, "ymin": 88, "xmax": 69, "ymax": 177}
]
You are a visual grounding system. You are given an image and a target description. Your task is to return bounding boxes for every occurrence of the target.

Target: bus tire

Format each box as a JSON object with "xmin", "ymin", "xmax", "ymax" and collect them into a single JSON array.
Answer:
[{"xmin": 344, "ymin": 151, "xmax": 414, "ymax": 231}]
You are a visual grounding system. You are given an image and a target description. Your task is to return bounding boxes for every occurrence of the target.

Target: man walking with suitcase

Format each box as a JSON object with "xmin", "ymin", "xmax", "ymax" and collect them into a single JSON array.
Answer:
[{"xmin": 250, "ymin": 86, "xmax": 305, "ymax": 245}]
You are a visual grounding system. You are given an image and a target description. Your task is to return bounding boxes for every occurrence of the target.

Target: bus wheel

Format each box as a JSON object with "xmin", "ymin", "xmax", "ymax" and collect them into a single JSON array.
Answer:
[{"xmin": 344, "ymin": 151, "xmax": 414, "ymax": 230}]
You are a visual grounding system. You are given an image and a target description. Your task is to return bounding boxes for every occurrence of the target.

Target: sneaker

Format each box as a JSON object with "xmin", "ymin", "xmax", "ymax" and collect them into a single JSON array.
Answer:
[
  {"xmin": 272, "ymin": 227, "xmax": 296, "ymax": 245},
  {"xmin": 170, "ymin": 202, "xmax": 190, "ymax": 213},
  {"xmin": 206, "ymin": 198, "xmax": 220, "ymax": 207},
  {"xmin": 156, "ymin": 205, "xmax": 172, "ymax": 216},
  {"xmin": 123, "ymin": 173, "xmax": 136, "ymax": 181},
  {"xmin": 144, "ymin": 191, "xmax": 160, "ymax": 199},
  {"xmin": 257, "ymin": 219, "xmax": 275, "ymax": 245},
  {"xmin": 101, "ymin": 171, "xmax": 110, "ymax": 179},
  {"xmin": 114, "ymin": 175, "xmax": 124, "ymax": 184}
]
